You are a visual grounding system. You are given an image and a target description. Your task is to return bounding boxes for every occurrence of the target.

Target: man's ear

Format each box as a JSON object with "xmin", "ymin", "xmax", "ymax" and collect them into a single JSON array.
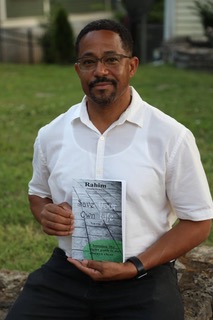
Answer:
[
  {"xmin": 74, "ymin": 63, "xmax": 81, "ymax": 77},
  {"xmin": 129, "ymin": 56, "xmax": 139, "ymax": 78}
]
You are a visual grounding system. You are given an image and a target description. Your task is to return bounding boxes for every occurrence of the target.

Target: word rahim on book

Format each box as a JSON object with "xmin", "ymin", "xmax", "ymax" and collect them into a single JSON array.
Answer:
[{"xmin": 71, "ymin": 179, "xmax": 126, "ymax": 262}]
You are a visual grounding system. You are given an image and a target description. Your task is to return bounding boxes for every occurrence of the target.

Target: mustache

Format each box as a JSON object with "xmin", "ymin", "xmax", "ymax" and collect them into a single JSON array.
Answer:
[{"xmin": 89, "ymin": 77, "xmax": 117, "ymax": 88}]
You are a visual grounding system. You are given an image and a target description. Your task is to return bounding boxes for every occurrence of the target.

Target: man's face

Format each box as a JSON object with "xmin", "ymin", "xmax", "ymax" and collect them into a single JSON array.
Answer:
[{"xmin": 75, "ymin": 30, "xmax": 138, "ymax": 107}]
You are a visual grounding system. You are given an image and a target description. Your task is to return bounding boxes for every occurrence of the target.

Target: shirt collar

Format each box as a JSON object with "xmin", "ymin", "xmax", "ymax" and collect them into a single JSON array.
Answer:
[
  {"xmin": 70, "ymin": 86, "xmax": 145, "ymax": 128},
  {"xmin": 117, "ymin": 87, "xmax": 145, "ymax": 128},
  {"xmin": 69, "ymin": 96, "xmax": 88, "ymax": 124}
]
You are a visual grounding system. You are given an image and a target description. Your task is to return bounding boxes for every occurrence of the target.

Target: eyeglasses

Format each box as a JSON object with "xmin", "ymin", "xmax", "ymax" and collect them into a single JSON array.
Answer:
[{"xmin": 76, "ymin": 53, "xmax": 132, "ymax": 71}]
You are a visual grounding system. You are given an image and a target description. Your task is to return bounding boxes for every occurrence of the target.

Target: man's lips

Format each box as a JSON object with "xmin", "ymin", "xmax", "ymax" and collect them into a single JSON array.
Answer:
[
  {"xmin": 89, "ymin": 77, "xmax": 117, "ymax": 89},
  {"xmin": 93, "ymin": 82, "xmax": 112, "ymax": 88}
]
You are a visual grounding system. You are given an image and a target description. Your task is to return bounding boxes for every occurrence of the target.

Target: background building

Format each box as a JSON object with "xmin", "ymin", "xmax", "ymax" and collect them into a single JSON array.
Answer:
[
  {"xmin": 0, "ymin": 0, "xmax": 207, "ymax": 63},
  {"xmin": 164, "ymin": 0, "xmax": 205, "ymax": 40}
]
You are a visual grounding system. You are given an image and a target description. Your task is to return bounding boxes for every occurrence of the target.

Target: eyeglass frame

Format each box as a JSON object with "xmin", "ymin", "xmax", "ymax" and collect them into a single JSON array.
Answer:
[{"xmin": 76, "ymin": 53, "xmax": 132, "ymax": 71}]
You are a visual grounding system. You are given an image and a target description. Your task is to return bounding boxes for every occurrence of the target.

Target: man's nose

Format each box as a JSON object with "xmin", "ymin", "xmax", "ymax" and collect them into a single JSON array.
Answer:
[{"xmin": 93, "ymin": 60, "xmax": 109, "ymax": 75}]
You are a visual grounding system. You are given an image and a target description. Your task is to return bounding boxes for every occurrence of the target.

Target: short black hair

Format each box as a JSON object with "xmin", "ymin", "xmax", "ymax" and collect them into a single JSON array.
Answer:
[{"xmin": 75, "ymin": 19, "xmax": 133, "ymax": 57}]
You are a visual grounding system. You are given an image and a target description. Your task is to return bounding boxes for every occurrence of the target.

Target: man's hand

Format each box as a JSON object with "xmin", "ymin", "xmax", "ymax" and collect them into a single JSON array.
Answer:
[
  {"xmin": 67, "ymin": 258, "xmax": 137, "ymax": 281},
  {"xmin": 40, "ymin": 202, "xmax": 74, "ymax": 236}
]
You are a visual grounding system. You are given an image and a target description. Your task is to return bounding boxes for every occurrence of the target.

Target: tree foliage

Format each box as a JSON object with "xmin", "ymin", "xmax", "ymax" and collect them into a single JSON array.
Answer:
[
  {"xmin": 194, "ymin": 0, "xmax": 213, "ymax": 29},
  {"xmin": 193, "ymin": 0, "xmax": 213, "ymax": 46},
  {"xmin": 147, "ymin": 0, "xmax": 164, "ymax": 23}
]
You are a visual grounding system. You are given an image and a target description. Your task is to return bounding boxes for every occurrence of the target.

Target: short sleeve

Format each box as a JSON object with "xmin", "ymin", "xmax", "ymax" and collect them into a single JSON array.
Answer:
[
  {"xmin": 28, "ymin": 133, "xmax": 52, "ymax": 199},
  {"xmin": 166, "ymin": 129, "xmax": 213, "ymax": 221}
]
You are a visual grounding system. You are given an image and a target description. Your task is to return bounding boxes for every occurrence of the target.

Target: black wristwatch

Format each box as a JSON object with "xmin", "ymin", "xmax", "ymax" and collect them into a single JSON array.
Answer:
[{"xmin": 126, "ymin": 256, "xmax": 147, "ymax": 279}]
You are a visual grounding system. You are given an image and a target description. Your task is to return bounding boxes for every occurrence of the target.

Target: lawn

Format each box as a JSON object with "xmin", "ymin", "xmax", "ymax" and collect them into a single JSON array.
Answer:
[{"xmin": 0, "ymin": 63, "xmax": 212, "ymax": 271}]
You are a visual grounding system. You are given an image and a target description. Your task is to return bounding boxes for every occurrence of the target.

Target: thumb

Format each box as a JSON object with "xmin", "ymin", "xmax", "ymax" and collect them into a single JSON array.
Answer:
[
  {"xmin": 82, "ymin": 259, "xmax": 103, "ymax": 271},
  {"xmin": 58, "ymin": 202, "xmax": 72, "ymax": 211}
]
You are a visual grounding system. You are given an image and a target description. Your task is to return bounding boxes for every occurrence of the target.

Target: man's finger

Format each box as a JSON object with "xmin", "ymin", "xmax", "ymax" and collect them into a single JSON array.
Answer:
[
  {"xmin": 44, "ymin": 203, "xmax": 72, "ymax": 218},
  {"xmin": 58, "ymin": 202, "xmax": 72, "ymax": 212}
]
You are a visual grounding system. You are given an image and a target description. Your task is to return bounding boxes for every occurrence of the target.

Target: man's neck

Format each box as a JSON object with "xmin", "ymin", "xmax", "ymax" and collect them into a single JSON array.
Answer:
[
  {"xmin": 86, "ymin": 87, "xmax": 132, "ymax": 134},
  {"xmin": 86, "ymin": 96, "xmax": 131, "ymax": 134}
]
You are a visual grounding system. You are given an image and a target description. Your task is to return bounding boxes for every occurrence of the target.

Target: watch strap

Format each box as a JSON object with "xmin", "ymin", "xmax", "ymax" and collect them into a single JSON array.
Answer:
[{"xmin": 127, "ymin": 256, "xmax": 147, "ymax": 279}]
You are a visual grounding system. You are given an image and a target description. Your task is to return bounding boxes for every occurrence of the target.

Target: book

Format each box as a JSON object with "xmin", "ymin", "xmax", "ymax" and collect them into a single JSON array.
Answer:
[{"xmin": 71, "ymin": 178, "xmax": 126, "ymax": 262}]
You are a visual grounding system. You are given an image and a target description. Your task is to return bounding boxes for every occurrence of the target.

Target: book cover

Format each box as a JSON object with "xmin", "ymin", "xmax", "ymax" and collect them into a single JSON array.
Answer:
[{"xmin": 71, "ymin": 179, "xmax": 126, "ymax": 262}]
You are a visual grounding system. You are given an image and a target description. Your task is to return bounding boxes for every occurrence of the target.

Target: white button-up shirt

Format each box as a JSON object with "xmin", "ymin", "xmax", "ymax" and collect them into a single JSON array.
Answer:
[{"xmin": 29, "ymin": 87, "xmax": 213, "ymax": 258}]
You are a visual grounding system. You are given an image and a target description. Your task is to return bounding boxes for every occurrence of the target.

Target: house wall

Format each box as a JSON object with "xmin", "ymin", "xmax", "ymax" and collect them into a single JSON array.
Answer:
[
  {"xmin": 3, "ymin": 0, "xmax": 111, "ymax": 19},
  {"xmin": 6, "ymin": 0, "xmax": 43, "ymax": 18},
  {"xmin": 175, "ymin": 0, "xmax": 204, "ymax": 37},
  {"xmin": 164, "ymin": 0, "xmax": 206, "ymax": 40}
]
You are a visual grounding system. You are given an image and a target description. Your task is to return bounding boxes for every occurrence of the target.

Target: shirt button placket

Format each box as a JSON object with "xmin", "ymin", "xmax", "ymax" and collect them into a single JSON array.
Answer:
[{"xmin": 95, "ymin": 135, "xmax": 105, "ymax": 179}]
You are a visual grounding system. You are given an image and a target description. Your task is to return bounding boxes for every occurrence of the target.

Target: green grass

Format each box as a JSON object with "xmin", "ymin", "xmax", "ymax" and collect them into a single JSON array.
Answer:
[{"xmin": 0, "ymin": 63, "xmax": 212, "ymax": 272}]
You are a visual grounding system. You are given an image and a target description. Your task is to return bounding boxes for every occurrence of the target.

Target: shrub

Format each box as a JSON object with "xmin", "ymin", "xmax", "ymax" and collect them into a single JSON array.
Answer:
[
  {"xmin": 40, "ymin": 7, "xmax": 75, "ymax": 64},
  {"xmin": 53, "ymin": 8, "xmax": 75, "ymax": 64}
]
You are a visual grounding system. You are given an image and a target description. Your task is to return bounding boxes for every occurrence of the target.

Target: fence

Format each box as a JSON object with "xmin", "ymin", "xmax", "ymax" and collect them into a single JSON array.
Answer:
[{"xmin": 0, "ymin": 28, "xmax": 42, "ymax": 64}]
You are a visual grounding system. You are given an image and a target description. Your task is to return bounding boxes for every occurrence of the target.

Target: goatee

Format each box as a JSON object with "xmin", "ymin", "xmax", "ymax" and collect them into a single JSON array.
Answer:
[
  {"xmin": 89, "ymin": 90, "xmax": 116, "ymax": 106},
  {"xmin": 88, "ymin": 77, "xmax": 117, "ymax": 106}
]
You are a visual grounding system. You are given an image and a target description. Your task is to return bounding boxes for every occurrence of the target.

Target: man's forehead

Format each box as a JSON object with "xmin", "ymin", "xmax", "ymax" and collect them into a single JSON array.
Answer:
[
  {"xmin": 78, "ymin": 30, "xmax": 123, "ymax": 55},
  {"xmin": 80, "ymin": 30, "xmax": 121, "ymax": 45},
  {"xmin": 79, "ymin": 50, "xmax": 117, "ymax": 58}
]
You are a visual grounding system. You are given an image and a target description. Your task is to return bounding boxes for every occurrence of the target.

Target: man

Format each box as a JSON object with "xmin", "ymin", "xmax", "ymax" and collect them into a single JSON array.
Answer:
[{"xmin": 6, "ymin": 19, "xmax": 213, "ymax": 320}]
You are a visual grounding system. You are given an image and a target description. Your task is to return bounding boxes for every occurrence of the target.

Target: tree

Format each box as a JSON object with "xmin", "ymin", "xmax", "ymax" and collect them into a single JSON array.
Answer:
[{"xmin": 122, "ymin": 0, "xmax": 156, "ymax": 62}]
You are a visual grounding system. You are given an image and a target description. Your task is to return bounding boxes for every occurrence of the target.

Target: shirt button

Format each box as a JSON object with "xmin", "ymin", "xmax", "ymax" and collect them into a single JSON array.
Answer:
[{"xmin": 100, "ymin": 136, "xmax": 105, "ymax": 141}]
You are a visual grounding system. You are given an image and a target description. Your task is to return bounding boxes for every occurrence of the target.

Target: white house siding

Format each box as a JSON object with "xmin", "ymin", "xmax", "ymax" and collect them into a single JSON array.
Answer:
[
  {"xmin": 175, "ymin": 0, "xmax": 204, "ymax": 37},
  {"xmin": 164, "ymin": 0, "xmax": 206, "ymax": 40},
  {"xmin": 0, "ymin": 0, "xmax": 7, "ymax": 23}
]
